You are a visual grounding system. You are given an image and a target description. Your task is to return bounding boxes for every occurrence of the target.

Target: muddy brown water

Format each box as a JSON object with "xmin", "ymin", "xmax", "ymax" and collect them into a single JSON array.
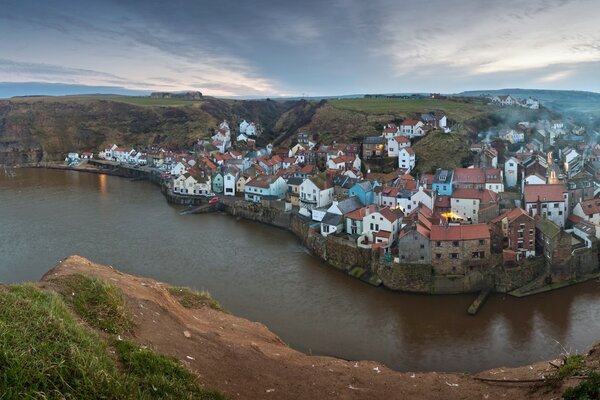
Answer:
[{"xmin": 2, "ymin": 168, "xmax": 600, "ymax": 373}]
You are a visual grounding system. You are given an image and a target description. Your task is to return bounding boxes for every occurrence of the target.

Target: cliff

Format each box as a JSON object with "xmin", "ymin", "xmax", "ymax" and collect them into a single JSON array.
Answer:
[
  {"xmin": 0, "ymin": 97, "xmax": 301, "ymax": 165},
  {"xmin": 2, "ymin": 255, "xmax": 593, "ymax": 399}
]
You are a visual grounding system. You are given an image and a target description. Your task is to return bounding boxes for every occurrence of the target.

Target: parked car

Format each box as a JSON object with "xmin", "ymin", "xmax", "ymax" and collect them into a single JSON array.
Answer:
[{"xmin": 209, "ymin": 196, "xmax": 220, "ymax": 204}]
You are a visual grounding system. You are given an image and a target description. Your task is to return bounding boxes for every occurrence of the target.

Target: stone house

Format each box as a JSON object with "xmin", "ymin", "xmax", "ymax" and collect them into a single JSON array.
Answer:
[
  {"xmin": 397, "ymin": 217, "xmax": 432, "ymax": 264},
  {"xmin": 535, "ymin": 218, "xmax": 577, "ymax": 280},
  {"xmin": 362, "ymin": 136, "xmax": 385, "ymax": 159},
  {"xmin": 430, "ymin": 224, "xmax": 491, "ymax": 275}
]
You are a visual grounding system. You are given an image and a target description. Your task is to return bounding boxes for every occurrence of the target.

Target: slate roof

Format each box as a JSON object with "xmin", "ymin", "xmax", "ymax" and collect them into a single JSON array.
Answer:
[
  {"xmin": 321, "ymin": 212, "xmax": 343, "ymax": 226},
  {"xmin": 336, "ymin": 196, "xmax": 364, "ymax": 214}
]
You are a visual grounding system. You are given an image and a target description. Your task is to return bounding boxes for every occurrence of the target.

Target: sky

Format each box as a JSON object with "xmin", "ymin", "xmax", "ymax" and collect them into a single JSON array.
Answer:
[{"xmin": 1, "ymin": 0, "xmax": 600, "ymax": 97}]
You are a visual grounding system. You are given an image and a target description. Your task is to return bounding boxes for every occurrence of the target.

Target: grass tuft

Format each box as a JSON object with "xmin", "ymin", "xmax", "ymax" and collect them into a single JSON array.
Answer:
[
  {"xmin": 558, "ymin": 354, "xmax": 586, "ymax": 379},
  {"xmin": 167, "ymin": 287, "xmax": 225, "ymax": 312},
  {"xmin": 0, "ymin": 284, "xmax": 127, "ymax": 398},
  {"xmin": 114, "ymin": 339, "xmax": 226, "ymax": 399},
  {"xmin": 53, "ymin": 273, "xmax": 133, "ymax": 334}
]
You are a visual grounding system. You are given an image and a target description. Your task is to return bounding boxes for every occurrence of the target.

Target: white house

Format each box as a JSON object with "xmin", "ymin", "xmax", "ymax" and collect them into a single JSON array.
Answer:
[
  {"xmin": 170, "ymin": 162, "xmax": 188, "ymax": 177},
  {"xmin": 397, "ymin": 186, "xmax": 434, "ymax": 213},
  {"xmin": 382, "ymin": 124, "xmax": 400, "ymax": 140},
  {"xmin": 223, "ymin": 167, "xmax": 240, "ymax": 196},
  {"xmin": 505, "ymin": 157, "xmax": 519, "ymax": 188},
  {"xmin": 573, "ymin": 199, "xmax": 600, "ymax": 225},
  {"xmin": 522, "ymin": 173, "xmax": 546, "ymax": 192},
  {"xmin": 239, "ymin": 120, "xmax": 249, "ymax": 134},
  {"xmin": 299, "ymin": 176, "xmax": 334, "ymax": 217},
  {"xmin": 244, "ymin": 175, "xmax": 286, "ymax": 203},
  {"xmin": 173, "ymin": 173, "xmax": 212, "ymax": 196},
  {"xmin": 387, "ymin": 136, "xmax": 411, "ymax": 157},
  {"xmin": 246, "ymin": 122, "xmax": 257, "ymax": 136},
  {"xmin": 361, "ymin": 205, "xmax": 401, "ymax": 244},
  {"xmin": 398, "ymin": 147, "xmax": 416, "ymax": 171},
  {"xmin": 400, "ymin": 120, "xmax": 425, "ymax": 138},
  {"xmin": 523, "ymin": 184, "xmax": 569, "ymax": 227}
]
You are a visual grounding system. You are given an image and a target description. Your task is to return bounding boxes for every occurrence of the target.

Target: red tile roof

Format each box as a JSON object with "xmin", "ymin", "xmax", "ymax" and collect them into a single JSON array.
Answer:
[
  {"xmin": 577, "ymin": 198, "xmax": 600, "ymax": 216},
  {"xmin": 395, "ymin": 136, "xmax": 410, "ymax": 143},
  {"xmin": 401, "ymin": 119, "xmax": 420, "ymax": 126},
  {"xmin": 346, "ymin": 207, "xmax": 368, "ymax": 221},
  {"xmin": 401, "ymin": 147, "xmax": 415, "ymax": 156},
  {"xmin": 452, "ymin": 188, "xmax": 498, "ymax": 203},
  {"xmin": 430, "ymin": 224, "xmax": 490, "ymax": 241},
  {"xmin": 523, "ymin": 184, "xmax": 567, "ymax": 203}
]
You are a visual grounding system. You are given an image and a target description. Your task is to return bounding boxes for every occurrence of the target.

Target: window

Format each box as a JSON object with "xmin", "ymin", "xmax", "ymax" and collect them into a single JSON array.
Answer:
[
  {"xmin": 436, "ymin": 253, "xmax": 441, "ymax": 259},
  {"xmin": 420, "ymin": 244, "xmax": 425, "ymax": 249},
  {"xmin": 450, "ymin": 253, "xmax": 458, "ymax": 259},
  {"xmin": 559, "ymin": 211, "xmax": 563, "ymax": 215},
  {"xmin": 453, "ymin": 241, "xmax": 459, "ymax": 247},
  {"xmin": 436, "ymin": 241, "xmax": 441, "ymax": 247},
  {"xmin": 554, "ymin": 203, "xmax": 559, "ymax": 208},
  {"xmin": 370, "ymin": 223, "xmax": 373, "ymax": 230},
  {"xmin": 479, "ymin": 239, "xmax": 485, "ymax": 245},
  {"xmin": 420, "ymin": 256, "xmax": 425, "ymax": 260}
]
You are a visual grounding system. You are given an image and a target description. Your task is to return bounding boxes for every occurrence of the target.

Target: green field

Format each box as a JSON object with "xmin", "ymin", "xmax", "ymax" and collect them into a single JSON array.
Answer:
[
  {"xmin": 4, "ymin": 94, "xmax": 200, "ymax": 107},
  {"xmin": 329, "ymin": 97, "xmax": 493, "ymax": 120}
]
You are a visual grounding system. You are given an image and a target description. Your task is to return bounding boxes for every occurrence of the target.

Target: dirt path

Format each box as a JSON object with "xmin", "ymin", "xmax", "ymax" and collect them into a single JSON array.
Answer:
[{"xmin": 40, "ymin": 256, "xmax": 578, "ymax": 399}]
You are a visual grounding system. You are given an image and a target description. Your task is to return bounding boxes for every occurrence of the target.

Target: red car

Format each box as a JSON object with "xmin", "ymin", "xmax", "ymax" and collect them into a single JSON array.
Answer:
[{"xmin": 208, "ymin": 196, "xmax": 220, "ymax": 204}]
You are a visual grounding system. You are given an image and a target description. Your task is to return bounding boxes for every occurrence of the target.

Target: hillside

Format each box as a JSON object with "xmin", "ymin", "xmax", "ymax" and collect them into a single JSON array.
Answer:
[
  {"xmin": 0, "ymin": 96, "xmax": 299, "ymax": 165},
  {"xmin": 1, "ymin": 255, "xmax": 595, "ymax": 399}
]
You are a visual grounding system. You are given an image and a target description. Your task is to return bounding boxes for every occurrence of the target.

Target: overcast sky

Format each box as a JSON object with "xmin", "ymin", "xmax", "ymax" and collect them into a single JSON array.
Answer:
[{"xmin": 1, "ymin": 0, "xmax": 600, "ymax": 96}]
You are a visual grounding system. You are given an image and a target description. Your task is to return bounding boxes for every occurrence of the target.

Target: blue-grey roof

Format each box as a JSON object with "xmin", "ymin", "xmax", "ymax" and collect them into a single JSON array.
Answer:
[
  {"xmin": 362, "ymin": 136, "xmax": 385, "ymax": 144},
  {"xmin": 336, "ymin": 196, "xmax": 364, "ymax": 214},
  {"xmin": 321, "ymin": 212, "xmax": 343, "ymax": 226}
]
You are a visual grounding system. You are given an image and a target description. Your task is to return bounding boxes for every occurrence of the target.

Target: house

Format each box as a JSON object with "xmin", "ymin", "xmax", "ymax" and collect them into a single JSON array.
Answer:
[
  {"xmin": 430, "ymin": 224, "xmax": 491, "ymax": 275},
  {"xmin": 535, "ymin": 218, "xmax": 577, "ymax": 279},
  {"xmin": 361, "ymin": 205, "xmax": 403, "ymax": 244},
  {"xmin": 236, "ymin": 174, "xmax": 253, "ymax": 195},
  {"xmin": 452, "ymin": 168, "xmax": 504, "ymax": 193},
  {"xmin": 299, "ymin": 175, "xmax": 334, "ymax": 216},
  {"xmin": 285, "ymin": 177, "xmax": 304, "ymax": 206},
  {"xmin": 244, "ymin": 175, "xmax": 286, "ymax": 203},
  {"xmin": 523, "ymin": 184, "xmax": 569, "ymax": 227},
  {"xmin": 80, "ymin": 152, "xmax": 94, "ymax": 159},
  {"xmin": 223, "ymin": 167, "xmax": 240, "ymax": 196},
  {"xmin": 172, "ymin": 173, "xmax": 212, "ymax": 196},
  {"xmin": 491, "ymin": 95, "xmax": 516, "ymax": 106},
  {"xmin": 573, "ymin": 221, "xmax": 596, "ymax": 246},
  {"xmin": 345, "ymin": 207, "xmax": 367, "ymax": 236},
  {"xmin": 349, "ymin": 180, "xmax": 377, "ymax": 206},
  {"xmin": 397, "ymin": 186, "xmax": 434, "ymax": 213},
  {"xmin": 387, "ymin": 136, "xmax": 411, "ymax": 157},
  {"xmin": 398, "ymin": 147, "xmax": 416, "ymax": 171},
  {"xmin": 504, "ymin": 157, "xmax": 520, "ymax": 188},
  {"xmin": 170, "ymin": 162, "xmax": 189, "ymax": 177},
  {"xmin": 561, "ymin": 147, "xmax": 583, "ymax": 178},
  {"xmin": 400, "ymin": 120, "xmax": 425, "ymax": 138},
  {"xmin": 432, "ymin": 169, "xmax": 454, "ymax": 196},
  {"xmin": 212, "ymin": 172, "xmax": 224, "ymax": 194},
  {"xmin": 573, "ymin": 198, "xmax": 600, "ymax": 225},
  {"xmin": 489, "ymin": 208, "xmax": 536, "ymax": 259},
  {"xmin": 481, "ymin": 146, "xmax": 498, "ymax": 168},
  {"xmin": 333, "ymin": 175, "xmax": 359, "ymax": 200},
  {"xmin": 397, "ymin": 217, "xmax": 432, "ymax": 264},
  {"xmin": 326, "ymin": 155, "xmax": 361, "ymax": 171},
  {"xmin": 320, "ymin": 197, "xmax": 364, "ymax": 237},
  {"xmin": 362, "ymin": 137, "xmax": 385, "ymax": 159},
  {"xmin": 382, "ymin": 124, "xmax": 400, "ymax": 140},
  {"xmin": 450, "ymin": 188, "xmax": 499, "ymax": 224}
]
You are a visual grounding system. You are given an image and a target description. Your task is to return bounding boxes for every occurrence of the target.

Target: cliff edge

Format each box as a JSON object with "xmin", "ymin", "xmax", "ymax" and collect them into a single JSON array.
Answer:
[{"xmin": 7, "ymin": 255, "xmax": 597, "ymax": 399}]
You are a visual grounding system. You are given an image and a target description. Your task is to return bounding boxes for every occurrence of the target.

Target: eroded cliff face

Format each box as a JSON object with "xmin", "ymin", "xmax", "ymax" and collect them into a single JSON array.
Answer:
[{"xmin": 0, "ymin": 98, "xmax": 302, "ymax": 166}]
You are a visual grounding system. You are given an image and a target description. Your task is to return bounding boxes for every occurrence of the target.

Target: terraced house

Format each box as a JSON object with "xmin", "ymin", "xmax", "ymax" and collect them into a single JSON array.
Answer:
[{"xmin": 430, "ymin": 224, "xmax": 491, "ymax": 275}]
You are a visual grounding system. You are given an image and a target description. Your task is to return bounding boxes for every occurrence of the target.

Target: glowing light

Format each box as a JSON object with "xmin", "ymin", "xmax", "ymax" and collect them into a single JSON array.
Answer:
[
  {"xmin": 99, "ymin": 174, "xmax": 107, "ymax": 194},
  {"xmin": 441, "ymin": 212, "xmax": 463, "ymax": 220}
]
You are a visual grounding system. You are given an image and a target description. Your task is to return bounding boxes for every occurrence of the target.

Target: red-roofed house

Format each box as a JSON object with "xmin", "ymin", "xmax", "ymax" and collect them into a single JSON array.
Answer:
[
  {"xmin": 400, "ymin": 120, "xmax": 425, "ymax": 138},
  {"xmin": 387, "ymin": 135, "xmax": 411, "ymax": 157},
  {"xmin": 361, "ymin": 205, "xmax": 402, "ymax": 244},
  {"xmin": 523, "ymin": 184, "xmax": 569, "ymax": 227},
  {"xmin": 430, "ymin": 224, "xmax": 491, "ymax": 274},
  {"xmin": 573, "ymin": 198, "xmax": 600, "ymax": 225}
]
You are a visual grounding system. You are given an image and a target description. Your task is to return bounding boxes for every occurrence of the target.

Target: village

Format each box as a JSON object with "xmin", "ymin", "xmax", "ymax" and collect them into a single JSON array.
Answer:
[{"xmin": 64, "ymin": 94, "xmax": 600, "ymax": 298}]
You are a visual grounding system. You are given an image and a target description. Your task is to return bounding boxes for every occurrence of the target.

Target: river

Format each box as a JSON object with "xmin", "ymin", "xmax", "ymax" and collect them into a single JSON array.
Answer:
[{"xmin": 1, "ymin": 168, "xmax": 600, "ymax": 373}]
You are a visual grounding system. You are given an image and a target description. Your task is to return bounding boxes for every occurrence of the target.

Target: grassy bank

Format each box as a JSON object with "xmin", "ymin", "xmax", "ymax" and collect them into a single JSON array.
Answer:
[{"xmin": 0, "ymin": 277, "xmax": 225, "ymax": 399}]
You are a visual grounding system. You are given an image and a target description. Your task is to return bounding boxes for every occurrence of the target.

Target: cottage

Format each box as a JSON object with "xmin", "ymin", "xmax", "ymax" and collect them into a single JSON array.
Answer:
[
  {"xmin": 244, "ymin": 175, "xmax": 286, "ymax": 203},
  {"xmin": 573, "ymin": 198, "xmax": 600, "ymax": 225},
  {"xmin": 299, "ymin": 175, "xmax": 334, "ymax": 216},
  {"xmin": 400, "ymin": 120, "xmax": 425, "ymax": 138},
  {"xmin": 397, "ymin": 217, "xmax": 432, "ymax": 264},
  {"xmin": 432, "ymin": 169, "xmax": 454, "ymax": 196},
  {"xmin": 387, "ymin": 136, "xmax": 411, "ymax": 157},
  {"xmin": 285, "ymin": 177, "xmax": 304, "ymax": 206},
  {"xmin": 223, "ymin": 167, "xmax": 240, "ymax": 196},
  {"xmin": 398, "ymin": 147, "xmax": 416, "ymax": 171},
  {"xmin": 349, "ymin": 180, "xmax": 376, "ymax": 206},
  {"xmin": 504, "ymin": 157, "xmax": 520, "ymax": 188},
  {"xmin": 362, "ymin": 137, "xmax": 385, "ymax": 159},
  {"xmin": 361, "ymin": 205, "xmax": 403, "ymax": 244},
  {"xmin": 450, "ymin": 188, "xmax": 499, "ymax": 224}
]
